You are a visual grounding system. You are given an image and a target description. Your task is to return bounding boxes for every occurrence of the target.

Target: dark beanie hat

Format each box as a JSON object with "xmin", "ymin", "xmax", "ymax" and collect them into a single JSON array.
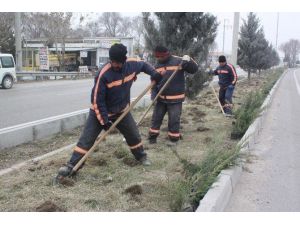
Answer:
[
  {"xmin": 154, "ymin": 45, "xmax": 169, "ymax": 53},
  {"xmin": 154, "ymin": 45, "xmax": 170, "ymax": 57},
  {"xmin": 218, "ymin": 55, "xmax": 226, "ymax": 63},
  {"xmin": 109, "ymin": 43, "xmax": 127, "ymax": 63}
]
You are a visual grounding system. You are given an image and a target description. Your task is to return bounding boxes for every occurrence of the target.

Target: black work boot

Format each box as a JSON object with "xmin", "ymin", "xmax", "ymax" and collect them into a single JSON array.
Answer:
[
  {"xmin": 148, "ymin": 135, "xmax": 157, "ymax": 144},
  {"xmin": 57, "ymin": 163, "xmax": 75, "ymax": 177},
  {"xmin": 138, "ymin": 156, "xmax": 152, "ymax": 166},
  {"xmin": 224, "ymin": 107, "xmax": 233, "ymax": 117}
]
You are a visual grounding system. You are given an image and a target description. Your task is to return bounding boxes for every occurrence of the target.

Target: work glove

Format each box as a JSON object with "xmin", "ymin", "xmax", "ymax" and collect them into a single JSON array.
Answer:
[
  {"xmin": 181, "ymin": 55, "xmax": 191, "ymax": 70},
  {"xmin": 151, "ymin": 72, "xmax": 163, "ymax": 84},
  {"xmin": 182, "ymin": 55, "xmax": 191, "ymax": 61},
  {"xmin": 103, "ymin": 121, "xmax": 113, "ymax": 131}
]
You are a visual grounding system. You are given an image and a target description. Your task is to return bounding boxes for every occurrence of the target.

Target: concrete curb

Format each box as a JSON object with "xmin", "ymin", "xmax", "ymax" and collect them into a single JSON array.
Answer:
[
  {"xmin": 0, "ymin": 109, "xmax": 89, "ymax": 150},
  {"xmin": 0, "ymin": 95, "xmax": 151, "ymax": 150},
  {"xmin": 196, "ymin": 69, "xmax": 288, "ymax": 212}
]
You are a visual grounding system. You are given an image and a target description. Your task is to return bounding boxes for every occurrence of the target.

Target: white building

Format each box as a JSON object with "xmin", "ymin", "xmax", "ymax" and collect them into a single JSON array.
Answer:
[{"xmin": 22, "ymin": 37, "xmax": 134, "ymax": 71}]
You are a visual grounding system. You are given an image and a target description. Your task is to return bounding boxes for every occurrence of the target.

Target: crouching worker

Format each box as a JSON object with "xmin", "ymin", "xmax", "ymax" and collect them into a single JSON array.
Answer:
[
  {"xmin": 56, "ymin": 43, "xmax": 162, "ymax": 179},
  {"xmin": 213, "ymin": 55, "xmax": 238, "ymax": 116},
  {"xmin": 148, "ymin": 46, "xmax": 198, "ymax": 146}
]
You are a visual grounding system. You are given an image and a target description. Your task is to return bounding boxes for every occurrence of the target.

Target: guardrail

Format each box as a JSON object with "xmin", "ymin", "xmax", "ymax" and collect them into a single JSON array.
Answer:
[{"xmin": 16, "ymin": 71, "xmax": 94, "ymax": 80}]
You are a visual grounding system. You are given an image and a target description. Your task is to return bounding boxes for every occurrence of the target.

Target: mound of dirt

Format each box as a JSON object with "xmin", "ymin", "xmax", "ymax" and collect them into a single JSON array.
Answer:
[
  {"xmin": 122, "ymin": 157, "xmax": 139, "ymax": 167},
  {"xmin": 124, "ymin": 184, "xmax": 143, "ymax": 196},
  {"xmin": 196, "ymin": 126, "xmax": 210, "ymax": 132},
  {"xmin": 204, "ymin": 102, "xmax": 214, "ymax": 108},
  {"xmin": 138, "ymin": 117, "xmax": 151, "ymax": 127},
  {"xmin": 36, "ymin": 200, "xmax": 64, "ymax": 212},
  {"xmin": 46, "ymin": 160, "xmax": 55, "ymax": 166},
  {"xmin": 89, "ymin": 158, "xmax": 108, "ymax": 167},
  {"xmin": 58, "ymin": 177, "xmax": 75, "ymax": 187},
  {"xmin": 203, "ymin": 137, "xmax": 212, "ymax": 143},
  {"xmin": 28, "ymin": 165, "xmax": 42, "ymax": 172},
  {"xmin": 190, "ymin": 107, "xmax": 205, "ymax": 115},
  {"xmin": 114, "ymin": 150, "xmax": 128, "ymax": 159}
]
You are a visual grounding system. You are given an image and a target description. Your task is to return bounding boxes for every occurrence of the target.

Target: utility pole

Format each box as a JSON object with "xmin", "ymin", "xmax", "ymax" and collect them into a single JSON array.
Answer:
[
  {"xmin": 222, "ymin": 19, "xmax": 230, "ymax": 55},
  {"xmin": 15, "ymin": 12, "xmax": 22, "ymax": 72},
  {"xmin": 276, "ymin": 12, "xmax": 279, "ymax": 50},
  {"xmin": 231, "ymin": 12, "xmax": 240, "ymax": 67}
]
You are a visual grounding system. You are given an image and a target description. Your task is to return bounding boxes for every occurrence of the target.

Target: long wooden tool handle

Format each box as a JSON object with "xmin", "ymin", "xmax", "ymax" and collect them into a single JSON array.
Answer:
[{"xmin": 210, "ymin": 85, "xmax": 225, "ymax": 115}]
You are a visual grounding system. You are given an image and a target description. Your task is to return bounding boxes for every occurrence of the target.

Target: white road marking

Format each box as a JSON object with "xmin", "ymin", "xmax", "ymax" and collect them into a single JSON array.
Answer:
[{"xmin": 293, "ymin": 70, "xmax": 300, "ymax": 96}]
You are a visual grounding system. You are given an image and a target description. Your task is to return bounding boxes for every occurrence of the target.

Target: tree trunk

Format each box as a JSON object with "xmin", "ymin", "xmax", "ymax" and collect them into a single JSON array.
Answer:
[{"xmin": 248, "ymin": 69, "xmax": 251, "ymax": 81}]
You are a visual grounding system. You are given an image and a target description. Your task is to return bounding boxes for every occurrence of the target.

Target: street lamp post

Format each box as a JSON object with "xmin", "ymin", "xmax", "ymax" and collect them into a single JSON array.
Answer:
[
  {"xmin": 276, "ymin": 12, "xmax": 279, "ymax": 50},
  {"xmin": 14, "ymin": 12, "xmax": 22, "ymax": 72},
  {"xmin": 231, "ymin": 12, "xmax": 240, "ymax": 67}
]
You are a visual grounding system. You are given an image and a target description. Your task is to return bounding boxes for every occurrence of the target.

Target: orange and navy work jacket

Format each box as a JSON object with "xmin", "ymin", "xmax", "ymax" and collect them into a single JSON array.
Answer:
[
  {"xmin": 213, "ymin": 63, "xmax": 238, "ymax": 87},
  {"xmin": 152, "ymin": 55, "xmax": 198, "ymax": 103},
  {"xmin": 91, "ymin": 58, "xmax": 160, "ymax": 125}
]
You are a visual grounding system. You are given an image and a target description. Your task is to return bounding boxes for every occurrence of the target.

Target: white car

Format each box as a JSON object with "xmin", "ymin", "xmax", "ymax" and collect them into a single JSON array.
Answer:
[{"xmin": 0, "ymin": 53, "xmax": 17, "ymax": 89}]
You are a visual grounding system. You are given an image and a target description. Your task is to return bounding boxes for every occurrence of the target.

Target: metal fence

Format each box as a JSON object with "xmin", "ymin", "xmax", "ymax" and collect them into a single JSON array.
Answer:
[{"xmin": 16, "ymin": 71, "xmax": 94, "ymax": 81}]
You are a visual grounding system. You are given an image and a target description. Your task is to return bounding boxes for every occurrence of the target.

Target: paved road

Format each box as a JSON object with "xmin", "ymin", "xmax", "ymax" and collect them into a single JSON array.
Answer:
[
  {"xmin": 226, "ymin": 69, "xmax": 300, "ymax": 211},
  {"xmin": 0, "ymin": 74, "xmax": 150, "ymax": 129}
]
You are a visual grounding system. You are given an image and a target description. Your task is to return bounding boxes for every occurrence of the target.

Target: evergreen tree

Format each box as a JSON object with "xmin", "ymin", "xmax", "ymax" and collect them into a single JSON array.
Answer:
[
  {"xmin": 255, "ymin": 32, "xmax": 279, "ymax": 74},
  {"xmin": 238, "ymin": 12, "xmax": 263, "ymax": 80},
  {"xmin": 143, "ymin": 12, "xmax": 218, "ymax": 98},
  {"xmin": 269, "ymin": 46, "xmax": 280, "ymax": 68}
]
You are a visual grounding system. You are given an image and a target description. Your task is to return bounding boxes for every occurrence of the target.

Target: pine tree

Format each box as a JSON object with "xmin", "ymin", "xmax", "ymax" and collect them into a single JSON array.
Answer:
[
  {"xmin": 143, "ymin": 12, "xmax": 218, "ymax": 98},
  {"xmin": 238, "ymin": 12, "xmax": 263, "ymax": 80},
  {"xmin": 269, "ymin": 46, "xmax": 280, "ymax": 68}
]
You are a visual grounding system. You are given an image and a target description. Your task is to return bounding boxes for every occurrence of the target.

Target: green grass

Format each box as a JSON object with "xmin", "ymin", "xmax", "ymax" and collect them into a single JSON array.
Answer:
[
  {"xmin": 188, "ymin": 143, "xmax": 240, "ymax": 208},
  {"xmin": 231, "ymin": 67, "xmax": 283, "ymax": 139},
  {"xmin": 168, "ymin": 67, "xmax": 285, "ymax": 211},
  {"xmin": 0, "ymin": 68, "xmax": 285, "ymax": 212},
  {"xmin": 166, "ymin": 135, "xmax": 240, "ymax": 211}
]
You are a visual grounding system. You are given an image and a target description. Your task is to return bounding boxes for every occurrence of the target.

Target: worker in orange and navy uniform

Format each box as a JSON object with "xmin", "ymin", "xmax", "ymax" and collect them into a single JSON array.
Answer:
[
  {"xmin": 213, "ymin": 55, "xmax": 238, "ymax": 115},
  {"xmin": 56, "ymin": 43, "xmax": 163, "ymax": 178},
  {"xmin": 148, "ymin": 46, "xmax": 198, "ymax": 146}
]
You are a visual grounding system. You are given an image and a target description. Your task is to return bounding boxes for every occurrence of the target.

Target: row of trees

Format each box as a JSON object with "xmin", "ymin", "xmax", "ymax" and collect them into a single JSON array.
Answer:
[
  {"xmin": 22, "ymin": 12, "xmax": 146, "ymax": 71},
  {"xmin": 0, "ymin": 12, "xmax": 145, "ymax": 70},
  {"xmin": 280, "ymin": 39, "xmax": 300, "ymax": 68},
  {"xmin": 0, "ymin": 12, "xmax": 218, "ymax": 98},
  {"xmin": 238, "ymin": 12, "xmax": 280, "ymax": 80},
  {"xmin": 22, "ymin": 12, "xmax": 145, "ymax": 55},
  {"xmin": 0, "ymin": 12, "xmax": 286, "ymax": 97}
]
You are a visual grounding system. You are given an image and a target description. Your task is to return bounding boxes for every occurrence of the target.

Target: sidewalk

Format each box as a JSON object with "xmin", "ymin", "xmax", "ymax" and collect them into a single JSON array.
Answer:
[{"xmin": 225, "ymin": 69, "xmax": 300, "ymax": 211}]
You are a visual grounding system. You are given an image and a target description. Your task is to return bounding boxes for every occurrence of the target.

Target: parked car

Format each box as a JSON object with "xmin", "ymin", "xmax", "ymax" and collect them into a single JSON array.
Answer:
[{"xmin": 0, "ymin": 54, "xmax": 16, "ymax": 89}]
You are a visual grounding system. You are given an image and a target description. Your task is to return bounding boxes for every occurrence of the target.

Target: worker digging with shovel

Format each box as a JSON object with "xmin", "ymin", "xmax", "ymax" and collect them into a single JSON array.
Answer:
[
  {"xmin": 148, "ymin": 46, "xmax": 198, "ymax": 146},
  {"xmin": 212, "ymin": 55, "xmax": 238, "ymax": 116},
  {"xmin": 55, "ymin": 43, "xmax": 163, "ymax": 182}
]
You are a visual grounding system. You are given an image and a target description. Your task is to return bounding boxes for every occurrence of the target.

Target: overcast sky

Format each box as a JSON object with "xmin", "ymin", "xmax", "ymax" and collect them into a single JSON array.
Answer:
[
  {"xmin": 213, "ymin": 12, "xmax": 300, "ymax": 56},
  {"xmin": 72, "ymin": 12, "xmax": 299, "ymax": 57}
]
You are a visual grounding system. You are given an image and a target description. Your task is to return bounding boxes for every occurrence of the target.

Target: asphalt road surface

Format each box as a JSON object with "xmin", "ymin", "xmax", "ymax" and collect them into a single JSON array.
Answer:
[
  {"xmin": 0, "ymin": 74, "xmax": 150, "ymax": 129},
  {"xmin": 226, "ymin": 69, "xmax": 300, "ymax": 211}
]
